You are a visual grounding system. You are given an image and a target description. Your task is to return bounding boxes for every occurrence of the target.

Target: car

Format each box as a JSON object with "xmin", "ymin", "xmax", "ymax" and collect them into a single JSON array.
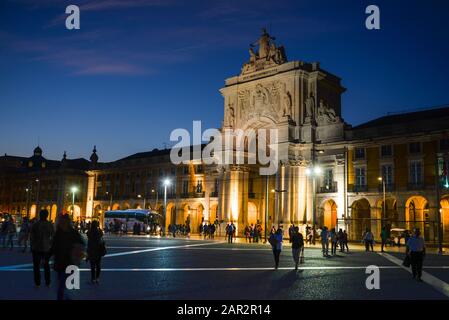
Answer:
[{"xmin": 389, "ymin": 228, "xmax": 410, "ymax": 246}]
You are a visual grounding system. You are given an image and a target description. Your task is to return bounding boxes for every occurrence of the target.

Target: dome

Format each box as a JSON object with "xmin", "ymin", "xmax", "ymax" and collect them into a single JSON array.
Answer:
[{"xmin": 33, "ymin": 146, "xmax": 42, "ymax": 156}]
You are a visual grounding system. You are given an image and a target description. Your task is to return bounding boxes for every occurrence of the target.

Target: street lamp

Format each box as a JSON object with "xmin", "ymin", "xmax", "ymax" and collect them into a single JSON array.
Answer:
[
  {"xmin": 378, "ymin": 177, "xmax": 386, "ymax": 225},
  {"xmin": 105, "ymin": 191, "xmax": 113, "ymax": 211},
  {"xmin": 25, "ymin": 188, "xmax": 30, "ymax": 218},
  {"xmin": 151, "ymin": 189, "xmax": 159, "ymax": 211},
  {"xmin": 35, "ymin": 179, "xmax": 40, "ymax": 212},
  {"xmin": 163, "ymin": 179, "xmax": 171, "ymax": 236},
  {"xmin": 137, "ymin": 194, "xmax": 146, "ymax": 209},
  {"xmin": 71, "ymin": 186, "xmax": 78, "ymax": 220},
  {"xmin": 306, "ymin": 165, "xmax": 322, "ymax": 243}
]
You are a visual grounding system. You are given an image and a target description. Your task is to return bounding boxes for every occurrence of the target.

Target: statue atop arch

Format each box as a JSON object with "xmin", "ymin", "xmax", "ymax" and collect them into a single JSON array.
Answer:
[{"xmin": 241, "ymin": 28, "xmax": 287, "ymax": 75}]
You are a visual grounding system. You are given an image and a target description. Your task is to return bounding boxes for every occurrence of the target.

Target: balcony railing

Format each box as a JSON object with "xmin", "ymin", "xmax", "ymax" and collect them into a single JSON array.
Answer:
[
  {"xmin": 351, "ymin": 184, "xmax": 368, "ymax": 192},
  {"xmin": 318, "ymin": 182, "xmax": 337, "ymax": 193},
  {"xmin": 181, "ymin": 192, "xmax": 205, "ymax": 198},
  {"xmin": 407, "ymin": 182, "xmax": 424, "ymax": 190},
  {"xmin": 378, "ymin": 183, "xmax": 395, "ymax": 192}
]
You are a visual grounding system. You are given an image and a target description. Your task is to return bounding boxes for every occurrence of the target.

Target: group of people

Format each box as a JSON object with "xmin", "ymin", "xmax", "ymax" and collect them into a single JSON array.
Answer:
[
  {"xmin": 168, "ymin": 224, "xmax": 191, "ymax": 238},
  {"xmin": 319, "ymin": 227, "xmax": 349, "ymax": 257},
  {"xmin": 199, "ymin": 222, "xmax": 217, "ymax": 239},
  {"xmin": 1, "ymin": 210, "xmax": 107, "ymax": 300},
  {"xmin": 269, "ymin": 225, "xmax": 305, "ymax": 270},
  {"xmin": 243, "ymin": 223, "xmax": 263, "ymax": 243}
]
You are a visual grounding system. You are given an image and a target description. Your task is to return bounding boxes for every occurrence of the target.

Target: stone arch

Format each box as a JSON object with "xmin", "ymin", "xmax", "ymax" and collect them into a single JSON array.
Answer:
[
  {"xmin": 247, "ymin": 202, "xmax": 257, "ymax": 226},
  {"xmin": 112, "ymin": 203, "xmax": 120, "ymax": 210},
  {"xmin": 189, "ymin": 203, "xmax": 204, "ymax": 234},
  {"xmin": 165, "ymin": 202, "xmax": 176, "ymax": 230},
  {"xmin": 350, "ymin": 198, "xmax": 371, "ymax": 240},
  {"xmin": 94, "ymin": 204, "xmax": 102, "ymax": 220},
  {"xmin": 133, "ymin": 202, "xmax": 141, "ymax": 209},
  {"xmin": 209, "ymin": 203, "xmax": 219, "ymax": 223},
  {"xmin": 122, "ymin": 202, "xmax": 130, "ymax": 210},
  {"xmin": 405, "ymin": 196, "xmax": 429, "ymax": 237},
  {"xmin": 376, "ymin": 197, "xmax": 399, "ymax": 228},
  {"xmin": 50, "ymin": 204, "xmax": 57, "ymax": 222},
  {"xmin": 67, "ymin": 205, "xmax": 81, "ymax": 221},
  {"xmin": 30, "ymin": 204, "xmax": 37, "ymax": 219},
  {"xmin": 321, "ymin": 199, "xmax": 337, "ymax": 230},
  {"xmin": 441, "ymin": 195, "xmax": 449, "ymax": 243}
]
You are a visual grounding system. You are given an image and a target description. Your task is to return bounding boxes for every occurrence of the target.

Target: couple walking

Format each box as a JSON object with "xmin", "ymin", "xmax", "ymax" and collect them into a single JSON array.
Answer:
[{"xmin": 269, "ymin": 226, "xmax": 304, "ymax": 270}]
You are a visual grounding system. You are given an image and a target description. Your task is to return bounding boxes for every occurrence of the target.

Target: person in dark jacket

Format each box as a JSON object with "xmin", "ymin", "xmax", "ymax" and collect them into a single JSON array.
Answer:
[
  {"xmin": 87, "ymin": 220, "xmax": 105, "ymax": 284},
  {"xmin": 51, "ymin": 215, "xmax": 84, "ymax": 300},
  {"xmin": 291, "ymin": 227, "xmax": 304, "ymax": 270},
  {"xmin": 30, "ymin": 210, "xmax": 54, "ymax": 287}
]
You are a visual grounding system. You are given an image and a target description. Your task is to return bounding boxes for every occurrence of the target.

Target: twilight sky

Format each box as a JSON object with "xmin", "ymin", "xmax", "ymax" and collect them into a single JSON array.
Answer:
[{"xmin": 1, "ymin": 0, "xmax": 448, "ymax": 162}]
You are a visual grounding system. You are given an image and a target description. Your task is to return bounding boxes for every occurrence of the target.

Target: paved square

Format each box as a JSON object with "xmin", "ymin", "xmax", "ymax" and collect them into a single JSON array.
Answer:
[{"xmin": 0, "ymin": 236, "xmax": 448, "ymax": 300}]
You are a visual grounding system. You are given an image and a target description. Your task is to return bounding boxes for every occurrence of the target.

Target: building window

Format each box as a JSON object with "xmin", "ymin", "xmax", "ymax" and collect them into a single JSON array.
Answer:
[
  {"xmin": 409, "ymin": 160, "xmax": 422, "ymax": 185},
  {"xmin": 409, "ymin": 142, "xmax": 421, "ymax": 154},
  {"xmin": 214, "ymin": 179, "xmax": 219, "ymax": 192},
  {"xmin": 196, "ymin": 180, "xmax": 203, "ymax": 193},
  {"xmin": 159, "ymin": 169, "xmax": 164, "ymax": 177},
  {"xmin": 380, "ymin": 145, "xmax": 392, "ymax": 157},
  {"xmin": 196, "ymin": 165, "xmax": 204, "ymax": 174},
  {"xmin": 354, "ymin": 147, "xmax": 365, "ymax": 160},
  {"xmin": 381, "ymin": 164, "xmax": 393, "ymax": 185},
  {"xmin": 171, "ymin": 168, "xmax": 176, "ymax": 176},
  {"xmin": 440, "ymin": 139, "xmax": 449, "ymax": 151},
  {"xmin": 355, "ymin": 167, "xmax": 366, "ymax": 186},
  {"xmin": 183, "ymin": 166, "xmax": 189, "ymax": 174},
  {"xmin": 182, "ymin": 181, "xmax": 189, "ymax": 195},
  {"xmin": 323, "ymin": 169, "xmax": 333, "ymax": 187}
]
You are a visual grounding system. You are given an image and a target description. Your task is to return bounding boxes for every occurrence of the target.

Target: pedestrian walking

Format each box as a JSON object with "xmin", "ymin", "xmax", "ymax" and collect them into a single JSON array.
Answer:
[
  {"xmin": 380, "ymin": 226, "xmax": 388, "ymax": 252},
  {"xmin": 291, "ymin": 227, "xmax": 304, "ymax": 270},
  {"xmin": 338, "ymin": 228, "xmax": 344, "ymax": 252},
  {"xmin": 330, "ymin": 228, "xmax": 338, "ymax": 255},
  {"xmin": 6, "ymin": 217, "xmax": 17, "ymax": 250},
  {"xmin": 406, "ymin": 228, "xmax": 426, "ymax": 281},
  {"xmin": 30, "ymin": 210, "xmax": 54, "ymax": 288},
  {"xmin": 343, "ymin": 230, "xmax": 349, "ymax": 252},
  {"xmin": 51, "ymin": 215, "xmax": 85, "ymax": 300},
  {"xmin": 18, "ymin": 217, "xmax": 31, "ymax": 252},
  {"xmin": 320, "ymin": 227, "xmax": 329, "ymax": 257},
  {"xmin": 362, "ymin": 228, "xmax": 374, "ymax": 252},
  {"xmin": 0, "ymin": 217, "xmax": 8, "ymax": 248},
  {"xmin": 269, "ymin": 228, "xmax": 283, "ymax": 269},
  {"xmin": 87, "ymin": 220, "xmax": 106, "ymax": 284}
]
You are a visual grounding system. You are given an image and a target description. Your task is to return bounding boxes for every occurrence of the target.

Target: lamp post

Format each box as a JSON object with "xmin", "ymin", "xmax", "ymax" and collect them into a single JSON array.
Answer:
[
  {"xmin": 137, "ymin": 194, "xmax": 146, "ymax": 209},
  {"xmin": 306, "ymin": 165, "xmax": 322, "ymax": 243},
  {"xmin": 152, "ymin": 189, "xmax": 159, "ymax": 211},
  {"xmin": 35, "ymin": 179, "xmax": 40, "ymax": 212},
  {"xmin": 378, "ymin": 177, "xmax": 386, "ymax": 225},
  {"xmin": 105, "ymin": 191, "xmax": 113, "ymax": 211},
  {"xmin": 163, "ymin": 179, "xmax": 171, "ymax": 236},
  {"xmin": 25, "ymin": 188, "xmax": 30, "ymax": 218},
  {"xmin": 71, "ymin": 186, "xmax": 78, "ymax": 221}
]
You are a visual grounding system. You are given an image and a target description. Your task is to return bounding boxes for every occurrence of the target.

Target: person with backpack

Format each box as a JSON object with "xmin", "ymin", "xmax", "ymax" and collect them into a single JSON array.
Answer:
[
  {"xmin": 51, "ymin": 214, "xmax": 85, "ymax": 300},
  {"xmin": 87, "ymin": 220, "xmax": 106, "ymax": 284},
  {"xmin": 269, "ymin": 228, "xmax": 283, "ymax": 269},
  {"xmin": 30, "ymin": 210, "xmax": 54, "ymax": 287},
  {"xmin": 291, "ymin": 226, "xmax": 304, "ymax": 270},
  {"xmin": 18, "ymin": 217, "xmax": 31, "ymax": 253}
]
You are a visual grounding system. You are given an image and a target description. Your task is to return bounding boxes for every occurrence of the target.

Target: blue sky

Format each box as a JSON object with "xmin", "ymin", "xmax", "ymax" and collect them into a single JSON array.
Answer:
[{"xmin": 1, "ymin": 0, "xmax": 448, "ymax": 161}]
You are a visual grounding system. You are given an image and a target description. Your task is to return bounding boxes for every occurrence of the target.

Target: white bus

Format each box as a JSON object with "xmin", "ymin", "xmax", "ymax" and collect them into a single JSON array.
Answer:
[{"xmin": 104, "ymin": 209, "xmax": 162, "ymax": 234}]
